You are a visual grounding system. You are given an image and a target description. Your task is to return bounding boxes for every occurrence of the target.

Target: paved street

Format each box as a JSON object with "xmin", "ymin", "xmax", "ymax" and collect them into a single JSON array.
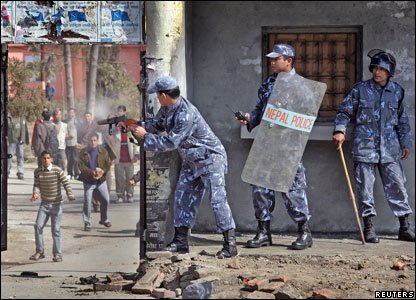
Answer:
[
  {"xmin": 1, "ymin": 161, "xmax": 415, "ymax": 299},
  {"xmin": 2, "ymin": 161, "xmax": 147, "ymax": 298}
]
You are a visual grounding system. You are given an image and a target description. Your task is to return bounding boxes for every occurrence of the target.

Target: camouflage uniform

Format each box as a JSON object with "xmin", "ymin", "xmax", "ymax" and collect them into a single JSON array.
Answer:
[
  {"xmin": 247, "ymin": 70, "xmax": 311, "ymax": 223},
  {"xmin": 143, "ymin": 96, "xmax": 236, "ymax": 232},
  {"xmin": 334, "ymin": 79, "xmax": 413, "ymax": 218}
]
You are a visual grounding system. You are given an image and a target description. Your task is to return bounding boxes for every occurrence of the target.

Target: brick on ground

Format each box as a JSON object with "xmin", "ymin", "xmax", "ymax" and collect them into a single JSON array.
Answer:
[
  {"xmin": 244, "ymin": 278, "xmax": 270, "ymax": 291},
  {"xmin": 131, "ymin": 269, "xmax": 165, "ymax": 294},
  {"xmin": 245, "ymin": 291, "xmax": 276, "ymax": 299},
  {"xmin": 106, "ymin": 272, "xmax": 124, "ymax": 283},
  {"xmin": 146, "ymin": 251, "xmax": 173, "ymax": 259},
  {"xmin": 312, "ymin": 288, "xmax": 343, "ymax": 299},
  {"xmin": 151, "ymin": 288, "xmax": 177, "ymax": 299},
  {"xmin": 94, "ymin": 280, "xmax": 135, "ymax": 292}
]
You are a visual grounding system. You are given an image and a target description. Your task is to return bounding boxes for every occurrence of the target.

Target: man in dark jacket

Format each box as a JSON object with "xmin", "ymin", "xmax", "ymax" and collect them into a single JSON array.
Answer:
[
  {"xmin": 78, "ymin": 132, "xmax": 113, "ymax": 231},
  {"xmin": 7, "ymin": 112, "xmax": 29, "ymax": 179},
  {"xmin": 33, "ymin": 111, "xmax": 58, "ymax": 168}
]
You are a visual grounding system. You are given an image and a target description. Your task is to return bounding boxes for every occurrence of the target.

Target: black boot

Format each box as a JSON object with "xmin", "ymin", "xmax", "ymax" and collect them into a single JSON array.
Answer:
[
  {"xmin": 363, "ymin": 216, "xmax": 379, "ymax": 243},
  {"xmin": 291, "ymin": 221, "xmax": 313, "ymax": 250},
  {"xmin": 398, "ymin": 215, "xmax": 415, "ymax": 242},
  {"xmin": 216, "ymin": 229, "xmax": 238, "ymax": 259},
  {"xmin": 246, "ymin": 221, "xmax": 272, "ymax": 248},
  {"xmin": 164, "ymin": 226, "xmax": 189, "ymax": 253}
]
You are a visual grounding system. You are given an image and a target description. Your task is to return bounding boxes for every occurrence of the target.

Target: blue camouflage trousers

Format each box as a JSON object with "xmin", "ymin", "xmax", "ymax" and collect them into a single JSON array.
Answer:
[
  {"xmin": 174, "ymin": 155, "xmax": 236, "ymax": 233},
  {"xmin": 354, "ymin": 161, "xmax": 413, "ymax": 217},
  {"xmin": 252, "ymin": 162, "xmax": 311, "ymax": 223}
]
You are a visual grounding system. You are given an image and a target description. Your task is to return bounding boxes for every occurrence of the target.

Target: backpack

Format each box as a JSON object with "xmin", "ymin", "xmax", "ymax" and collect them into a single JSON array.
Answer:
[{"xmin": 43, "ymin": 123, "xmax": 59, "ymax": 155}]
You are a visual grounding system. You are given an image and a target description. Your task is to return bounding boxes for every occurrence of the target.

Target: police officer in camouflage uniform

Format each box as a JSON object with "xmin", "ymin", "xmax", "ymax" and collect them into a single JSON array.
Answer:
[
  {"xmin": 132, "ymin": 76, "xmax": 237, "ymax": 258},
  {"xmin": 333, "ymin": 49, "xmax": 414, "ymax": 243},
  {"xmin": 239, "ymin": 44, "xmax": 313, "ymax": 250}
]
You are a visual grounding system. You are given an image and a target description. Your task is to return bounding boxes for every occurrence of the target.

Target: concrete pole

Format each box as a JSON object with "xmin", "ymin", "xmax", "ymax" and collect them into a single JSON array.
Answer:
[
  {"xmin": 144, "ymin": 1, "xmax": 185, "ymax": 251},
  {"xmin": 146, "ymin": 1, "xmax": 186, "ymax": 108}
]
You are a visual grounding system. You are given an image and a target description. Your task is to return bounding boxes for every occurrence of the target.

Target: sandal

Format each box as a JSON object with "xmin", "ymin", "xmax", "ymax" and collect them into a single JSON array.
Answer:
[
  {"xmin": 29, "ymin": 252, "xmax": 45, "ymax": 261},
  {"xmin": 99, "ymin": 220, "xmax": 112, "ymax": 228},
  {"xmin": 53, "ymin": 256, "xmax": 63, "ymax": 262}
]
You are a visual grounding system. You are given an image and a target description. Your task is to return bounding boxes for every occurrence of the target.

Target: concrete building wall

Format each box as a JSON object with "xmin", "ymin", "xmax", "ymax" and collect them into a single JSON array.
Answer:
[{"xmin": 187, "ymin": 1, "xmax": 415, "ymax": 234}]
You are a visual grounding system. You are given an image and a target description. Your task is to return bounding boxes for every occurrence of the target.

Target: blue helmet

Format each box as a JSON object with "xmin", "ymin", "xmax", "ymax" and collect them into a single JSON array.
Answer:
[{"xmin": 368, "ymin": 49, "xmax": 396, "ymax": 76}]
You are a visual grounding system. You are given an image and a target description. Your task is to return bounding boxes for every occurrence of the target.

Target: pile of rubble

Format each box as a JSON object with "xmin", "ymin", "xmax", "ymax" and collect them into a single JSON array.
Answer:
[{"xmin": 83, "ymin": 251, "xmax": 344, "ymax": 299}]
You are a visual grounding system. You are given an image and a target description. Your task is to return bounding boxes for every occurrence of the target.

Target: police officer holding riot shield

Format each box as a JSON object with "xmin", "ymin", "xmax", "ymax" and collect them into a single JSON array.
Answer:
[
  {"xmin": 239, "ymin": 44, "xmax": 313, "ymax": 250},
  {"xmin": 333, "ymin": 49, "xmax": 414, "ymax": 243}
]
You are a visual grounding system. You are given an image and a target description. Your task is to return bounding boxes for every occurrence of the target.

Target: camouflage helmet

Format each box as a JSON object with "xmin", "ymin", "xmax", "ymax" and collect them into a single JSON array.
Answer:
[
  {"xmin": 266, "ymin": 43, "xmax": 296, "ymax": 58},
  {"xmin": 148, "ymin": 76, "xmax": 178, "ymax": 94},
  {"xmin": 368, "ymin": 49, "xmax": 396, "ymax": 76}
]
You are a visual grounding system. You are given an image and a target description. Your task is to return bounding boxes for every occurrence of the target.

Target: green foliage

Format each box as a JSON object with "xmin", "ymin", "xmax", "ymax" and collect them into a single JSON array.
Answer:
[
  {"xmin": 96, "ymin": 62, "xmax": 138, "ymax": 99},
  {"xmin": 26, "ymin": 45, "xmax": 58, "ymax": 81},
  {"xmin": 8, "ymin": 58, "xmax": 44, "ymax": 122},
  {"xmin": 95, "ymin": 46, "xmax": 140, "ymax": 118}
]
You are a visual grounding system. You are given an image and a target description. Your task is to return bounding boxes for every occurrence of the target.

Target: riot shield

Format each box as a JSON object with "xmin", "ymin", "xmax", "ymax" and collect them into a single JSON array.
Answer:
[{"xmin": 241, "ymin": 72, "xmax": 327, "ymax": 193}]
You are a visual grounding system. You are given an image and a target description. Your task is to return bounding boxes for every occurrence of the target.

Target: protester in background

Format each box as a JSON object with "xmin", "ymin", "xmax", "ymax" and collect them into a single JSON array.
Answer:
[
  {"xmin": 333, "ymin": 49, "xmax": 414, "ymax": 243},
  {"xmin": 30, "ymin": 150, "xmax": 75, "ymax": 262},
  {"xmin": 33, "ymin": 110, "xmax": 59, "ymax": 168},
  {"xmin": 7, "ymin": 111, "xmax": 29, "ymax": 179},
  {"xmin": 77, "ymin": 111, "xmax": 99, "ymax": 149},
  {"xmin": 65, "ymin": 108, "xmax": 81, "ymax": 180},
  {"xmin": 45, "ymin": 80, "xmax": 55, "ymax": 102},
  {"xmin": 53, "ymin": 108, "xmax": 67, "ymax": 171},
  {"xmin": 76, "ymin": 111, "xmax": 101, "ymax": 212},
  {"xmin": 113, "ymin": 105, "xmax": 139, "ymax": 203},
  {"xmin": 32, "ymin": 106, "xmax": 52, "ymax": 153}
]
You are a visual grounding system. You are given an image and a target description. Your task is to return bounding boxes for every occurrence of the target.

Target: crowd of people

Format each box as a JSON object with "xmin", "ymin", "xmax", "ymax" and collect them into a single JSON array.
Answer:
[
  {"xmin": 8, "ymin": 44, "xmax": 414, "ymax": 263},
  {"xmin": 7, "ymin": 103, "xmax": 140, "ymax": 262}
]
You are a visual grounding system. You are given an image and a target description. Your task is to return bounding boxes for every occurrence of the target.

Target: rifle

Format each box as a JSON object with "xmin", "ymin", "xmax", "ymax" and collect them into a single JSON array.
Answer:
[{"xmin": 96, "ymin": 115, "xmax": 144, "ymax": 136}]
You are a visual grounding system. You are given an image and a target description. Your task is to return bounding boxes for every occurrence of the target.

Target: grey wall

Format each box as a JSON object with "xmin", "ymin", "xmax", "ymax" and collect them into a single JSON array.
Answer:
[{"xmin": 187, "ymin": 1, "xmax": 415, "ymax": 234}]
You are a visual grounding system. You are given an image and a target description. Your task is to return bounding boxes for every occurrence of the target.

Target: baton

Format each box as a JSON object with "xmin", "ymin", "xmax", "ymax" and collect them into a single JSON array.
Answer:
[{"xmin": 338, "ymin": 145, "xmax": 365, "ymax": 245}]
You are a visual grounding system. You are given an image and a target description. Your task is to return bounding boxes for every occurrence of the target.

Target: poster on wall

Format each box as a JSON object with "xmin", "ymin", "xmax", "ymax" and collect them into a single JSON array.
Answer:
[
  {"xmin": 145, "ymin": 152, "xmax": 173, "ymax": 252},
  {"xmin": 0, "ymin": 1, "xmax": 143, "ymax": 44},
  {"xmin": 0, "ymin": 1, "xmax": 14, "ymax": 43},
  {"xmin": 100, "ymin": 1, "xmax": 142, "ymax": 44},
  {"xmin": 59, "ymin": 1, "xmax": 99, "ymax": 43},
  {"xmin": 14, "ymin": 1, "xmax": 54, "ymax": 43}
]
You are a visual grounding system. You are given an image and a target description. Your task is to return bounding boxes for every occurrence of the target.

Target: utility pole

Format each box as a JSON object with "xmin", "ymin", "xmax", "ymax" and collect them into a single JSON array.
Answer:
[{"xmin": 142, "ymin": 1, "xmax": 186, "ymax": 253}]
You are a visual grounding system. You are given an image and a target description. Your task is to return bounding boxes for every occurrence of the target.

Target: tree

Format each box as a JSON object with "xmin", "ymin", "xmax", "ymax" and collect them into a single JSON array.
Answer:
[
  {"xmin": 85, "ymin": 44, "xmax": 139, "ymax": 118},
  {"xmin": 86, "ymin": 44, "xmax": 99, "ymax": 115},
  {"xmin": 27, "ymin": 44, "xmax": 58, "ymax": 83},
  {"xmin": 8, "ymin": 58, "xmax": 44, "ymax": 121},
  {"xmin": 63, "ymin": 44, "xmax": 75, "ymax": 110},
  {"xmin": 142, "ymin": 1, "xmax": 185, "ymax": 251}
]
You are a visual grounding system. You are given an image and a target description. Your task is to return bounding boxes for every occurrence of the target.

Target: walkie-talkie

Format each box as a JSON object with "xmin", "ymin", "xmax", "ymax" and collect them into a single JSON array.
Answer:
[{"xmin": 225, "ymin": 104, "xmax": 250, "ymax": 124}]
